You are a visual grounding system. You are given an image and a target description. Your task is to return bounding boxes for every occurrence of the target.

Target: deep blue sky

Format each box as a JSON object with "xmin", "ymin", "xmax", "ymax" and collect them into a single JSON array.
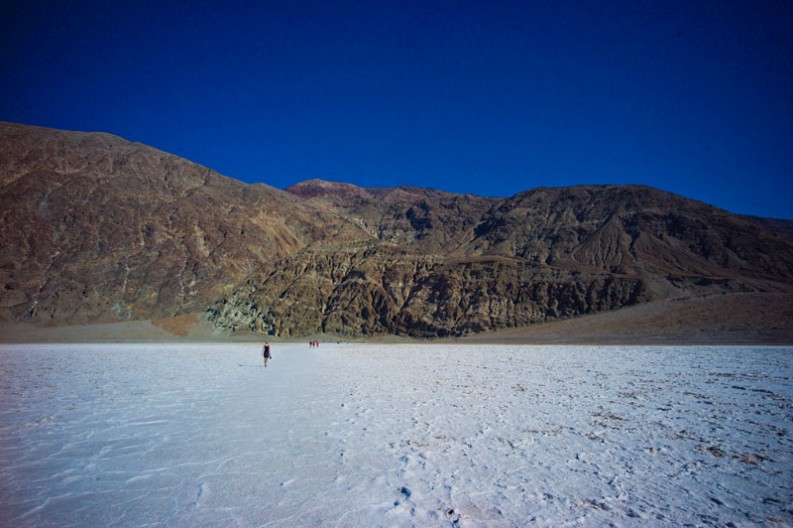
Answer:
[{"xmin": 2, "ymin": 1, "xmax": 791, "ymax": 219}]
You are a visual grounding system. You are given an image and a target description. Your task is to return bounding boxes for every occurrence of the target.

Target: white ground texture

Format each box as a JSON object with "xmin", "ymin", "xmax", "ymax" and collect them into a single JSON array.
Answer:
[{"xmin": 1, "ymin": 344, "xmax": 791, "ymax": 527}]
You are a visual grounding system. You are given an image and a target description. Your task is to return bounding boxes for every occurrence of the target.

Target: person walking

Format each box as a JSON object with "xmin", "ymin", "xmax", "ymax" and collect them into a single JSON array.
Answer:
[{"xmin": 262, "ymin": 341, "xmax": 272, "ymax": 367}]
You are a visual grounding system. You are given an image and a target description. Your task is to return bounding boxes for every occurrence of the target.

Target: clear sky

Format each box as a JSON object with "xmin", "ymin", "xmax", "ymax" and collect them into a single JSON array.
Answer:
[{"xmin": 2, "ymin": 1, "xmax": 791, "ymax": 219}]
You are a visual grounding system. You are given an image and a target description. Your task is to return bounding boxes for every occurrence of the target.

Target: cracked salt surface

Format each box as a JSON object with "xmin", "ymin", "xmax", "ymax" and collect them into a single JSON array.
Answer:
[{"xmin": 1, "ymin": 343, "xmax": 791, "ymax": 527}]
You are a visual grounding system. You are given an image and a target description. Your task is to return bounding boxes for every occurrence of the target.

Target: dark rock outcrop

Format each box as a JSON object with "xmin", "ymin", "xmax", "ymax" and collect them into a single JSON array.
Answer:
[{"xmin": 206, "ymin": 243, "xmax": 651, "ymax": 337}]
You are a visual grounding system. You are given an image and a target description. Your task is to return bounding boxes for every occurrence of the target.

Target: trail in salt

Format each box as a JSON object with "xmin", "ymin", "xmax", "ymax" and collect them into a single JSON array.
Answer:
[{"xmin": 0, "ymin": 343, "xmax": 791, "ymax": 527}]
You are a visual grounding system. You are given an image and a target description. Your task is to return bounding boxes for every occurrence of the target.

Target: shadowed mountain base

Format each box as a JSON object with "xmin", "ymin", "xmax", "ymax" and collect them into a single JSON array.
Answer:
[{"xmin": 3, "ymin": 292, "xmax": 790, "ymax": 344}]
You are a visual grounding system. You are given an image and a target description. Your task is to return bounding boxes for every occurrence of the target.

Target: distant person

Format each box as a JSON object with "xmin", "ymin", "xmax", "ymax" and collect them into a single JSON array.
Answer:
[{"xmin": 262, "ymin": 341, "xmax": 271, "ymax": 367}]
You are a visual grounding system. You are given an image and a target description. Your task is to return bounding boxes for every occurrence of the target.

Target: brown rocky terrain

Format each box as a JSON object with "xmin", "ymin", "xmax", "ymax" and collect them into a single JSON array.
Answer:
[
  {"xmin": 207, "ymin": 242, "xmax": 651, "ymax": 337},
  {"xmin": 0, "ymin": 122, "xmax": 346, "ymax": 323},
  {"xmin": 208, "ymin": 182, "xmax": 793, "ymax": 337},
  {"xmin": 2, "ymin": 121, "xmax": 792, "ymax": 340},
  {"xmin": 287, "ymin": 179, "xmax": 498, "ymax": 254}
]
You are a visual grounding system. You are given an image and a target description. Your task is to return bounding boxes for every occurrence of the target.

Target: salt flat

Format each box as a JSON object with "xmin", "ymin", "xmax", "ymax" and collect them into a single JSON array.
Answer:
[{"xmin": 1, "ymin": 344, "xmax": 791, "ymax": 527}]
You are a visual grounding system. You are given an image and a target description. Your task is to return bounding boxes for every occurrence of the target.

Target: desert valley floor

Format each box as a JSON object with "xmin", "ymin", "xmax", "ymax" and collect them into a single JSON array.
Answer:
[{"xmin": 1, "ymin": 343, "xmax": 791, "ymax": 527}]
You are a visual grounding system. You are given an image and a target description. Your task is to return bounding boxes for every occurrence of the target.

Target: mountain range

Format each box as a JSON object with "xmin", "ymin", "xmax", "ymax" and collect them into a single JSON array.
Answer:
[{"xmin": 2, "ymin": 121, "xmax": 792, "ymax": 339}]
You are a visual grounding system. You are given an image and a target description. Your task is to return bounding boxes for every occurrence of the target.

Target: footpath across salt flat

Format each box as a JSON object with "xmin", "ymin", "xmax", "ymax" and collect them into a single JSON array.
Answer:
[{"xmin": 1, "ymin": 343, "xmax": 791, "ymax": 527}]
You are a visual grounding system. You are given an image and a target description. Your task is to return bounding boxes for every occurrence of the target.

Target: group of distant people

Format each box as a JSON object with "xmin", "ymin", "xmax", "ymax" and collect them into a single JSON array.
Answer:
[{"xmin": 262, "ymin": 340, "xmax": 322, "ymax": 367}]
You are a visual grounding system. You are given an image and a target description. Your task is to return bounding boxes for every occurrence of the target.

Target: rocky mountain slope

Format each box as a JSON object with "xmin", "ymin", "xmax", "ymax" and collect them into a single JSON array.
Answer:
[
  {"xmin": 208, "ymin": 184, "xmax": 793, "ymax": 337},
  {"xmin": 0, "ymin": 122, "xmax": 342, "ymax": 323},
  {"xmin": 2, "ymin": 122, "xmax": 793, "ymax": 337}
]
